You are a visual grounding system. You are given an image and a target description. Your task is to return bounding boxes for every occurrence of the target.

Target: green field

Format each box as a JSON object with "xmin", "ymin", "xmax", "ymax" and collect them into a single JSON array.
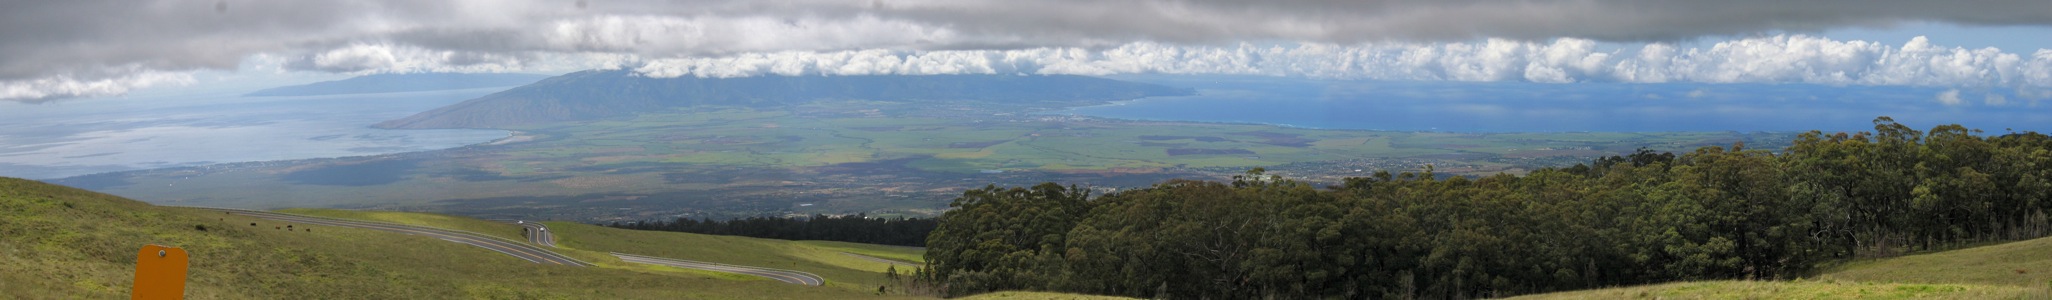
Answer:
[{"xmin": 1509, "ymin": 237, "xmax": 2052, "ymax": 299}]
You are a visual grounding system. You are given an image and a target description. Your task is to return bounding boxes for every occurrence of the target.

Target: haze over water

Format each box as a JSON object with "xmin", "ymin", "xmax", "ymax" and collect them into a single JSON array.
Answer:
[
  {"xmin": 1076, "ymin": 76, "xmax": 2052, "ymax": 134},
  {"xmin": 0, "ymin": 88, "xmax": 510, "ymax": 179}
]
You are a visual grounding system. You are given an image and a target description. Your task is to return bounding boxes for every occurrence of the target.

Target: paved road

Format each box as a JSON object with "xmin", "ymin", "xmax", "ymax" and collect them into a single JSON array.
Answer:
[
  {"xmin": 495, "ymin": 219, "xmax": 558, "ymax": 247},
  {"xmin": 205, "ymin": 208, "xmax": 590, "ymax": 267},
  {"xmin": 613, "ymin": 252, "xmax": 825, "ymax": 286}
]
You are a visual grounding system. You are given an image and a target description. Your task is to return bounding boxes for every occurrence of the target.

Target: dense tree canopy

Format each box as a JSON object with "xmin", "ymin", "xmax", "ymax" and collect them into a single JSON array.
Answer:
[{"xmin": 920, "ymin": 117, "xmax": 2052, "ymax": 299}]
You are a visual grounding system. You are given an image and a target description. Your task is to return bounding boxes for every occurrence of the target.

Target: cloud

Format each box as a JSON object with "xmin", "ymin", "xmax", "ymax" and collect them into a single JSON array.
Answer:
[
  {"xmin": 632, "ymin": 35, "xmax": 2052, "ymax": 90},
  {"xmin": 288, "ymin": 44, "xmax": 527, "ymax": 74},
  {"xmin": 1986, "ymin": 93, "xmax": 2008, "ymax": 106},
  {"xmin": 1936, "ymin": 89, "xmax": 1964, "ymax": 106},
  {"xmin": 0, "ymin": 69, "xmax": 194, "ymax": 102},
  {"xmin": 7, "ymin": 0, "xmax": 2052, "ymax": 101}
]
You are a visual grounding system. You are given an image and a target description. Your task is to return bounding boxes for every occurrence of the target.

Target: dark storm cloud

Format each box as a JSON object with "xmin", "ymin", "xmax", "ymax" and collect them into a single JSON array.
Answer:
[{"xmin": 4, "ymin": 0, "xmax": 2052, "ymax": 100}]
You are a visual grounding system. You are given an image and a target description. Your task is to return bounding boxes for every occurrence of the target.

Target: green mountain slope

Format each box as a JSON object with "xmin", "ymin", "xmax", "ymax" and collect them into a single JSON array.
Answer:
[
  {"xmin": 0, "ymin": 177, "xmax": 931, "ymax": 299},
  {"xmin": 372, "ymin": 71, "xmax": 1194, "ymax": 129}
]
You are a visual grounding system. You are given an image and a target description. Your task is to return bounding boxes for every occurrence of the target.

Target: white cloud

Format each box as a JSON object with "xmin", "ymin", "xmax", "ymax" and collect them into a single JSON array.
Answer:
[
  {"xmin": 12, "ymin": 34, "xmax": 2052, "ymax": 102},
  {"xmin": 537, "ymin": 15, "xmax": 959, "ymax": 55},
  {"xmin": 294, "ymin": 44, "xmax": 527, "ymax": 74},
  {"xmin": 10, "ymin": 0, "xmax": 2052, "ymax": 102},
  {"xmin": 1936, "ymin": 89, "xmax": 1963, "ymax": 106},
  {"xmin": 1986, "ymin": 93, "xmax": 2008, "ymax": 106},
  {"xmin": 0, "ymin": 69, "xmax": 194, "ymax": 101},
  {"xmin": 632, "ymin": 35, "xmax": 2052, "ymax": 91}
]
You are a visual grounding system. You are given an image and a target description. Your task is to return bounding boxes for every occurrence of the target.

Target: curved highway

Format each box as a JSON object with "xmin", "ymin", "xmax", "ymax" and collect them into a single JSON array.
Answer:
[
  {"xmin": 612, "ymin": 253, "xmax": 825, "ymax": 286},
  {"xmin": 496, "ymin": 219, "xmax": 558, "ymax": 247},
  {"xmin": 204, "ymin": 208, "xmax": 590, "ymax": 267}
]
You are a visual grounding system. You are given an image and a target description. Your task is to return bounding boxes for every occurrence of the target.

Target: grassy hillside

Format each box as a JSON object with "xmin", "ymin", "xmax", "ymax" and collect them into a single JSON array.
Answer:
[
  {"xmin": 0, "ymin": 177, "xmax": 932, "ymax": 299},
  {"xmin": 543, "ymin": 220, "xmax": 919, "ymax": 290},
  {"xmin": 1820, "ymin": 238, "xmax": 2052, "ymax": 287},
  {"xmin": 1507, "ymin": 237, "xmax": 2052, "ymax": 299},
  {"xmin": 278, "ymin": 209, "xmax": 1150, "ymax": 299},
  {"xmin": 1505, "ymin": 281, "xmax": 2039, "ymax": 299},
  {"xmin": 284, "ymin": 208, "xmax": 931, "ymax": 291},
  {"xmin": 957, "ymin": 291, "xmax": 1139, "ymax": 300}
]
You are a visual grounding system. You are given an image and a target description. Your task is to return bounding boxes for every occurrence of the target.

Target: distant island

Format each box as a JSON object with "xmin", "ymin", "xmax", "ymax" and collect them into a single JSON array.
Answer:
[
  {"xmin": 244, "ymin": 73, "xmax": 554, "ymax": 97},
  {"xmin": 374, "ymin": 71, "xmax": 1195, "ymax": 129}
]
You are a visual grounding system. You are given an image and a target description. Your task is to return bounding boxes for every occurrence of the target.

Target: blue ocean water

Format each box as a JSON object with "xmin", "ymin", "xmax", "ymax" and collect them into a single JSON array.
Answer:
[{"xmin": 1072, "ymin": 75, "xmax": 2052, "ymax": 134}]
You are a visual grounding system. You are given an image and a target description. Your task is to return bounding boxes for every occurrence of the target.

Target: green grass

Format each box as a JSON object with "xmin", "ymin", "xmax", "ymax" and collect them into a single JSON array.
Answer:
[
  {"xmin": 277, "ymin": 207, "xmax": 932, "ymax": 293},
  {"xmin": 1819, "ymin": 237, "xmax": 2052, "ymax": 287},
  {"xmin": 277, "ymin": 208, "xmax": 530, "ymax": 242},
  {"xmin": 0, "ymin": 177, "xmax": 933, "ymax": 299},
  {"xmin": 539, "ymin": 221, "xmax": 926, "ymax": 291},
  {"xmin": 796, "ymin": 240, "xmax": 928, "ymax": 264},
  {"xmin": 957, "ymin": 291, "xmax": 1140, "ymax": 300},
  {"xmin": 275, "ymin": 208, "xmax": 631, "ymax": 266},
  {"xmin": 1507, "ymin": 236, "xmax": 2052, "ymax": 299},
  {"xmin": 1504, "ymin": 280, "xmax": 2042, "ymax": 300}
]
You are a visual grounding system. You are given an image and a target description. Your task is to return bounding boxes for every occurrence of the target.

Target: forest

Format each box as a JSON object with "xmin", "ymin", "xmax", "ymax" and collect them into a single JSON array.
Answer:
[
  {"xmin": 917, "ymin": 117, "xmax": 2052, "ymax": 299},
  {"xmin": 608, "ymin": 214, "xmax": 937, "ymax": 247}
]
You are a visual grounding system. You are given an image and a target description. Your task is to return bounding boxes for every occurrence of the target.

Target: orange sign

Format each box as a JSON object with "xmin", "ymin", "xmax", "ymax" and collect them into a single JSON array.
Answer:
[{"xmin": 132, "ymin": 244, "xmax": 189, "ymax": 300}]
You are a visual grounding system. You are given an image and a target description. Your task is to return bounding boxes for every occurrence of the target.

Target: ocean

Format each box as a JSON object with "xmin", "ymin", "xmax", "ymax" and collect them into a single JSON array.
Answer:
[{"xmin": 0, "ymin": 88, "xmax": 510, "ymax": 179}]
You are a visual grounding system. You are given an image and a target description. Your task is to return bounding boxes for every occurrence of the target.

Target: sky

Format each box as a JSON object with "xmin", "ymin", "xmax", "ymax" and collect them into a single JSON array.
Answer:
[{"xmin": 3, "ymin": 0, "xmax": 2052, "ymax": 103}]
